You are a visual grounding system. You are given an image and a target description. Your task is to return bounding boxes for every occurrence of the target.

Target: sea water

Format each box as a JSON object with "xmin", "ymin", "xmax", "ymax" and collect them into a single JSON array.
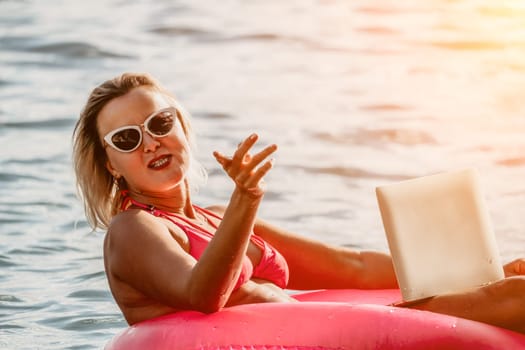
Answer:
[{"xmin": 1, "ymin": 0, "xmax": 525, "ymax": 348}]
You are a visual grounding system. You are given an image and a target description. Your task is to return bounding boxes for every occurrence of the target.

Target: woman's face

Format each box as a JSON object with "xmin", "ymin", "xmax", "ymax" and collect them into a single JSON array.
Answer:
[{"xmin": 97, "ymin": 86, "xmax": 192, "ymax": 197}]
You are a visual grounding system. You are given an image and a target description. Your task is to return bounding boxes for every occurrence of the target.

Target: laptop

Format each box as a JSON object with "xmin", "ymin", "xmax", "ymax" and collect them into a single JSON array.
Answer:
[{"xmin": 376, "ymin": 168, "xmax": 504, "ymax": 302}]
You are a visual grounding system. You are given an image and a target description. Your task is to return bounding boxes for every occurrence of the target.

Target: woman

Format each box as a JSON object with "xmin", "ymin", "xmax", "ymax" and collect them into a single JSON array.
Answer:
[{"xmin": 73, "ymin": 72, "xmax": 525, "ymax": 334}]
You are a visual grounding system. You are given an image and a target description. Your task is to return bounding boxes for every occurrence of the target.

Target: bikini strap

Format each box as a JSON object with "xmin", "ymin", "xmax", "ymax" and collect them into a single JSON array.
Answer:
[
  {"xmin": 120, "ymin": 190, "xmax": 174, "ymax": 217},
  {"xmin": 193, "ymin": 205, "xmax": 223, "ymax": 221},
  {"xmin": 119, "ymin": 191, "xmax": 219, "ymax": 231}
]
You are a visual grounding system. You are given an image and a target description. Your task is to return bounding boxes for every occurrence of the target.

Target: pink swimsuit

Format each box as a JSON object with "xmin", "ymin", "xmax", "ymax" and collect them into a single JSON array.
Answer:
[{"xmin": 121, "ymin": 196, "xmax": 289, "ymax": 290}]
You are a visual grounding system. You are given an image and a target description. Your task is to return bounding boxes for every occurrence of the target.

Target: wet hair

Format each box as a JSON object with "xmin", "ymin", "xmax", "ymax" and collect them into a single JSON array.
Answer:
[{"xmin": 72, "ymin": 72, "xmax": 206, "ymax": 230}]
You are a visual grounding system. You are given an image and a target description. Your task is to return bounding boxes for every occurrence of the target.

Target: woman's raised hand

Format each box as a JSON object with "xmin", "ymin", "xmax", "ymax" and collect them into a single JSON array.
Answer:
[{"xmin": 213, "ymin": 134, "xmax": 277, "ymax": 198}]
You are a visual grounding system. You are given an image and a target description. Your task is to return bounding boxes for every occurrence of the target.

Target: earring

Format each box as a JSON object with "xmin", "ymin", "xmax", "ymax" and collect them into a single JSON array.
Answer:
[{"xmin": 113, "ymin": 173, "xmax": 122, "ymax": 189}]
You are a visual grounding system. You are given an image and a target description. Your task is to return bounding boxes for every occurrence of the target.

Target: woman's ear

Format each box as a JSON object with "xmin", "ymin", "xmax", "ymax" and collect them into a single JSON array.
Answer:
[{"xmin": 106, "ymin": 160, "xmax": 120, "ymax": 179}]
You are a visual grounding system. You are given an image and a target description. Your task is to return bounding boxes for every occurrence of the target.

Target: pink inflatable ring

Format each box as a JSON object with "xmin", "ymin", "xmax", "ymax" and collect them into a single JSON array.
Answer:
[{"xmin": 105, "ymin": 289, "xmax": 525, "ymax": 350}]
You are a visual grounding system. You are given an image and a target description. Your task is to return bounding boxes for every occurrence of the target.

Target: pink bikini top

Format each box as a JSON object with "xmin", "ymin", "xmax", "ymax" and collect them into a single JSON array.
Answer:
[{"xmin": 121, "ymin": 195, "xmax": 289, "ymax": 291}]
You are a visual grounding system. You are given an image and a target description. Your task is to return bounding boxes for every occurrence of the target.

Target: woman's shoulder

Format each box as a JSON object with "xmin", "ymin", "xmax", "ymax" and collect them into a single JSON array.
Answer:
[
  {"xmin": 106, "ymin": 209, "xmax": 189, "ymax": 250},
  {"xmin": 107, "ymin": 210, "xmax": 169, "ymax": 242},
  {"xmin": 111, "ymin": 208, "xmax": 159, "ymax": 227}
]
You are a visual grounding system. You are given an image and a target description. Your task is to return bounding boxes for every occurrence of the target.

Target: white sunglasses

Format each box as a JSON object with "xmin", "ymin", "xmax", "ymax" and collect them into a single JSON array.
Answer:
[{"xmin": 103, "ymin": 107, "xmax": 178, "ymax": 153}]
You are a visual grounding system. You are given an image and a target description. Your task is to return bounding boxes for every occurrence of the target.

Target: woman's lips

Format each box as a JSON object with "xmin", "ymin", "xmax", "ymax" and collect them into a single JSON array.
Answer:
[{"xmin": 148, "ymin": 155, "xmax": 172, "ymax": 169}]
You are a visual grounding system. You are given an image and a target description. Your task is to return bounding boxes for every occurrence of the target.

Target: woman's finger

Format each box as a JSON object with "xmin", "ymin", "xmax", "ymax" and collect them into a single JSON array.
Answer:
[
  {"xmin": 213, "ymin": 151, "xmax": 231, "ymax": 167},
  {"xmin": 214, "ymin": 134, "xmax": 277, "ymax": 194},
  {"xmin": 232, "ymin": 143, "xmax": 277, "ymax": 183},
  {"xmin": 230, "ymin": 134, "xmax": 258, "ymax": 169},
  {"xmin": 245, "ymin": 159, "xmax": 274, "ymax": 188},
  {"xmin": 243, "ymin": 144, "xmax": 278, "ymax": 174},
  {"xmin": 504, "ymin": 259, "xmax": 525, "ymax": 277}
]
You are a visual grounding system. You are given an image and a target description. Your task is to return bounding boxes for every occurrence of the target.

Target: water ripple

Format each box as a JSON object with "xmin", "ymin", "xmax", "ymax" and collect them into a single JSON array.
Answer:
[
  {"xmin": 359, "ymin": 103, "xmax": 411, "ymax": 111},
  {"xmin": 1, "ymin": 118, "xmax": 74, "ymax": 130},
  {"xmin": 504, "ymin": 63, "xmax": 525, "ymax": 73},
  {"xmin": 0, "ymin": 299, "xmax": 54, "ymax": 314},
  {"xmin": 0, "ymin": 324, "xmax": 25, "ymax": 330},
  {"xmin": 429, "ymin": 40, "xmax": 507, "ymax": 51},
  {"xmin": 478, "ymin": 6, "xmax": 525, "ymax": 18},
  {"xmin": 355, "ymin": 6, "xmax": 406, "ymax": 15},
  {"xmin": 149, "ymin": 25, "xmax": 215, "ymax": 39},
  {"xmin": 290, "ymin": 164, "xmax": 409, "ymax": 181},
  {"xmin": 313, "ymin": 128, "xmax": 437, "ymax": 147},
  {"xmin": 227, "ymin": 32, "xmax": 282, "ymax": 42},
  {"xmin": 68, "ymin": 315, "xmax": 123, "ymax": 331},
  {"xmin": 281, "ymin": 208, "xmax": 352, "ymax": 224},
  {"xmin": 0, "ymin": 295, "xmax": 23, "ymax": 303},
  {"xmin": 214, "ymin": 31, "xmax": 319, "ymax": 49},
  {"xmin": 68, "ymin": 289, "xmax": 112, "ymax": 300},
  {"xmin": 497, "ymin": 157, "xmax": 525, "ymax": 167},
  {"xmin": 0, "ymin": 255, "xmax": 18, "ymax": 268},
  {"xmin": 8, "ymin": 244, "xmax": 81, "ymax": 257},
  {"xmin": 196, "ymin": 111, "xmax": 235, "ymax": 120},
  {"xmin": 0, "ymin": 35, "xmax": 36, "ymax": 51},
  {"xmin": 28, "ymin": 41, "xmax": 133, "ymax": 59},
  {"xmin": 72, "ymin": 271, "xmax": 106, "ymax": 283},
  {"xmin": 3, "ymin": 154, "xmax": 66, "ymax": 165},
  {"xmin": 354, "ymin": 26, "xmax": 398, "ymax": 35},
  {"xmin": 0, "ymin": 172, "xmax": 45, "ymax": 183},
  {"xmin": 58, "ymin": 219, "xmax": 91, "ymax": 232}
]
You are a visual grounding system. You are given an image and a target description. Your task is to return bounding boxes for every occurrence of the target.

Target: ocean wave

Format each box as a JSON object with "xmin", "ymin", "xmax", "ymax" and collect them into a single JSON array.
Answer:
[
  {"xmin": 1, "ymin": 118, "xmax": 74, "ymax": 130},
  {"xmin": 2, "ymin": 154, "xmax": 67, "ymax": 165},
  {"xmin": 359, "ymin": 103, "xmax": 411, "ymax": 111},
  {"xmin": 203, "ymin": 30, "xmax": 320, "ymax": 48},
  {"xmin": 0, "ymin": 298, "xmax": 54, "ymax": 314},
  {"xmin": 497, "ymin": 157, "xmax": 525, "ymax": 167},
  {"xmin": 71, "ymin": 270, "xmax": 106, "ymax": 283},
  {"xmin": 0, "ymin": 35, "xmax": 133, "ymax": 59},
  {"xmin": 0, "ymin": 255, "xmax": 18, "ymax": 268},
  {"xmin": 0, "ymin": 172, "xmax": 45, "ymax": 183},
  {"xmin": 67, "ymin": 289, "xmax": 112, "ymax": 300},
  {"xmin": 478, "ymin": 6, "xmax": 525, "ymax": 18},
  {"xmin": 149, "ymin": 25, "xmax": 215, "ymax": 39},
  {"xmin": 196, "ymin": 111, "xmax": 235, "ymax": 120},
  {"xmin": 28, "ymin": 41, "xmax": 134, "ymax": 59},
  {"xmin": 47, "ymin": 314, "xmax": 123, "ymax": 331},
  {"xmin": 0, "ymin": 35, "xmax": 35, "ymax": 51},
  {"xmin": 354, "ymin": 26, "xmax": 399, "ymax": 35},
  {"xmin": 428, "ymin": 40, "xmax": 507, "ymax": 51},
  {"xmin": 313, "ymin": 128, "xmax": 437, "ymax": 147},
  {"xmin": 287, "ymin": 164, "xmax": 409, "ymax": 181},
  {"xmin": 355, "ymin": 6, "xmax": 407, "ymax": 15},
  {"xmin": 1, "ymin": 35, "xmax": 131, "ymax": 59}
]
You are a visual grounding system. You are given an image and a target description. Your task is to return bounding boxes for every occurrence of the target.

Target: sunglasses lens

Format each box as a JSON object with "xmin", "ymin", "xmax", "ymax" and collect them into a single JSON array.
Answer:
[
  {"xmin": 111, "ymin": 128, "xmax": 141, "ymax": 151},
  {"xmin": 147, "ymin": 110, "xmax": 175, "ymax": 136}
]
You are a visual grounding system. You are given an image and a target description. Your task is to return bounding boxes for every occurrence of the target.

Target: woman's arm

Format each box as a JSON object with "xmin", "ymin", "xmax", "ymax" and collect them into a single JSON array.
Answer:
[
  {"xmin": 190, "ymin": 133, "xmax": 277, "ymax": 311},
  {"xmin": 252, "ymin": 218, "xmax": 398, "ymax": 290},
  {"xmin": 106, "ymin": 134, "xmax": 278, "ymax": 314},
  {"xmin": 392, "ymin": 259, "xmax": 525, "ymax": 333},
  {"xmin": 406, "ymin": 276, "xmax": 525, "ymax": 334}
]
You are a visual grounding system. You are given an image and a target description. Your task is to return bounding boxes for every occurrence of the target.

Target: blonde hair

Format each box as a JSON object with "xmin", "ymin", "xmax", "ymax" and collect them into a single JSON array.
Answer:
[{"xmin": 72, "ymin": 72, "xmax": 206, "ymax": 230}]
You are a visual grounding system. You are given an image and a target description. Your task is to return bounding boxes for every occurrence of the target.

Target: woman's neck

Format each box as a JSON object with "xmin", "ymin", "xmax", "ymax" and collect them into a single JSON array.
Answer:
[{"xmin": 125, "ymin": 180, "xmax": 197, "ymax": 218}]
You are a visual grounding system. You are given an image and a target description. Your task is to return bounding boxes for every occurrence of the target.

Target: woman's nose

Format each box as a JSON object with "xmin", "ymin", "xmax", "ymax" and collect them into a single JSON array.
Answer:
[{"xmin": 142, "ymin": 131, "xmax": 161, "ymax": 152}]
